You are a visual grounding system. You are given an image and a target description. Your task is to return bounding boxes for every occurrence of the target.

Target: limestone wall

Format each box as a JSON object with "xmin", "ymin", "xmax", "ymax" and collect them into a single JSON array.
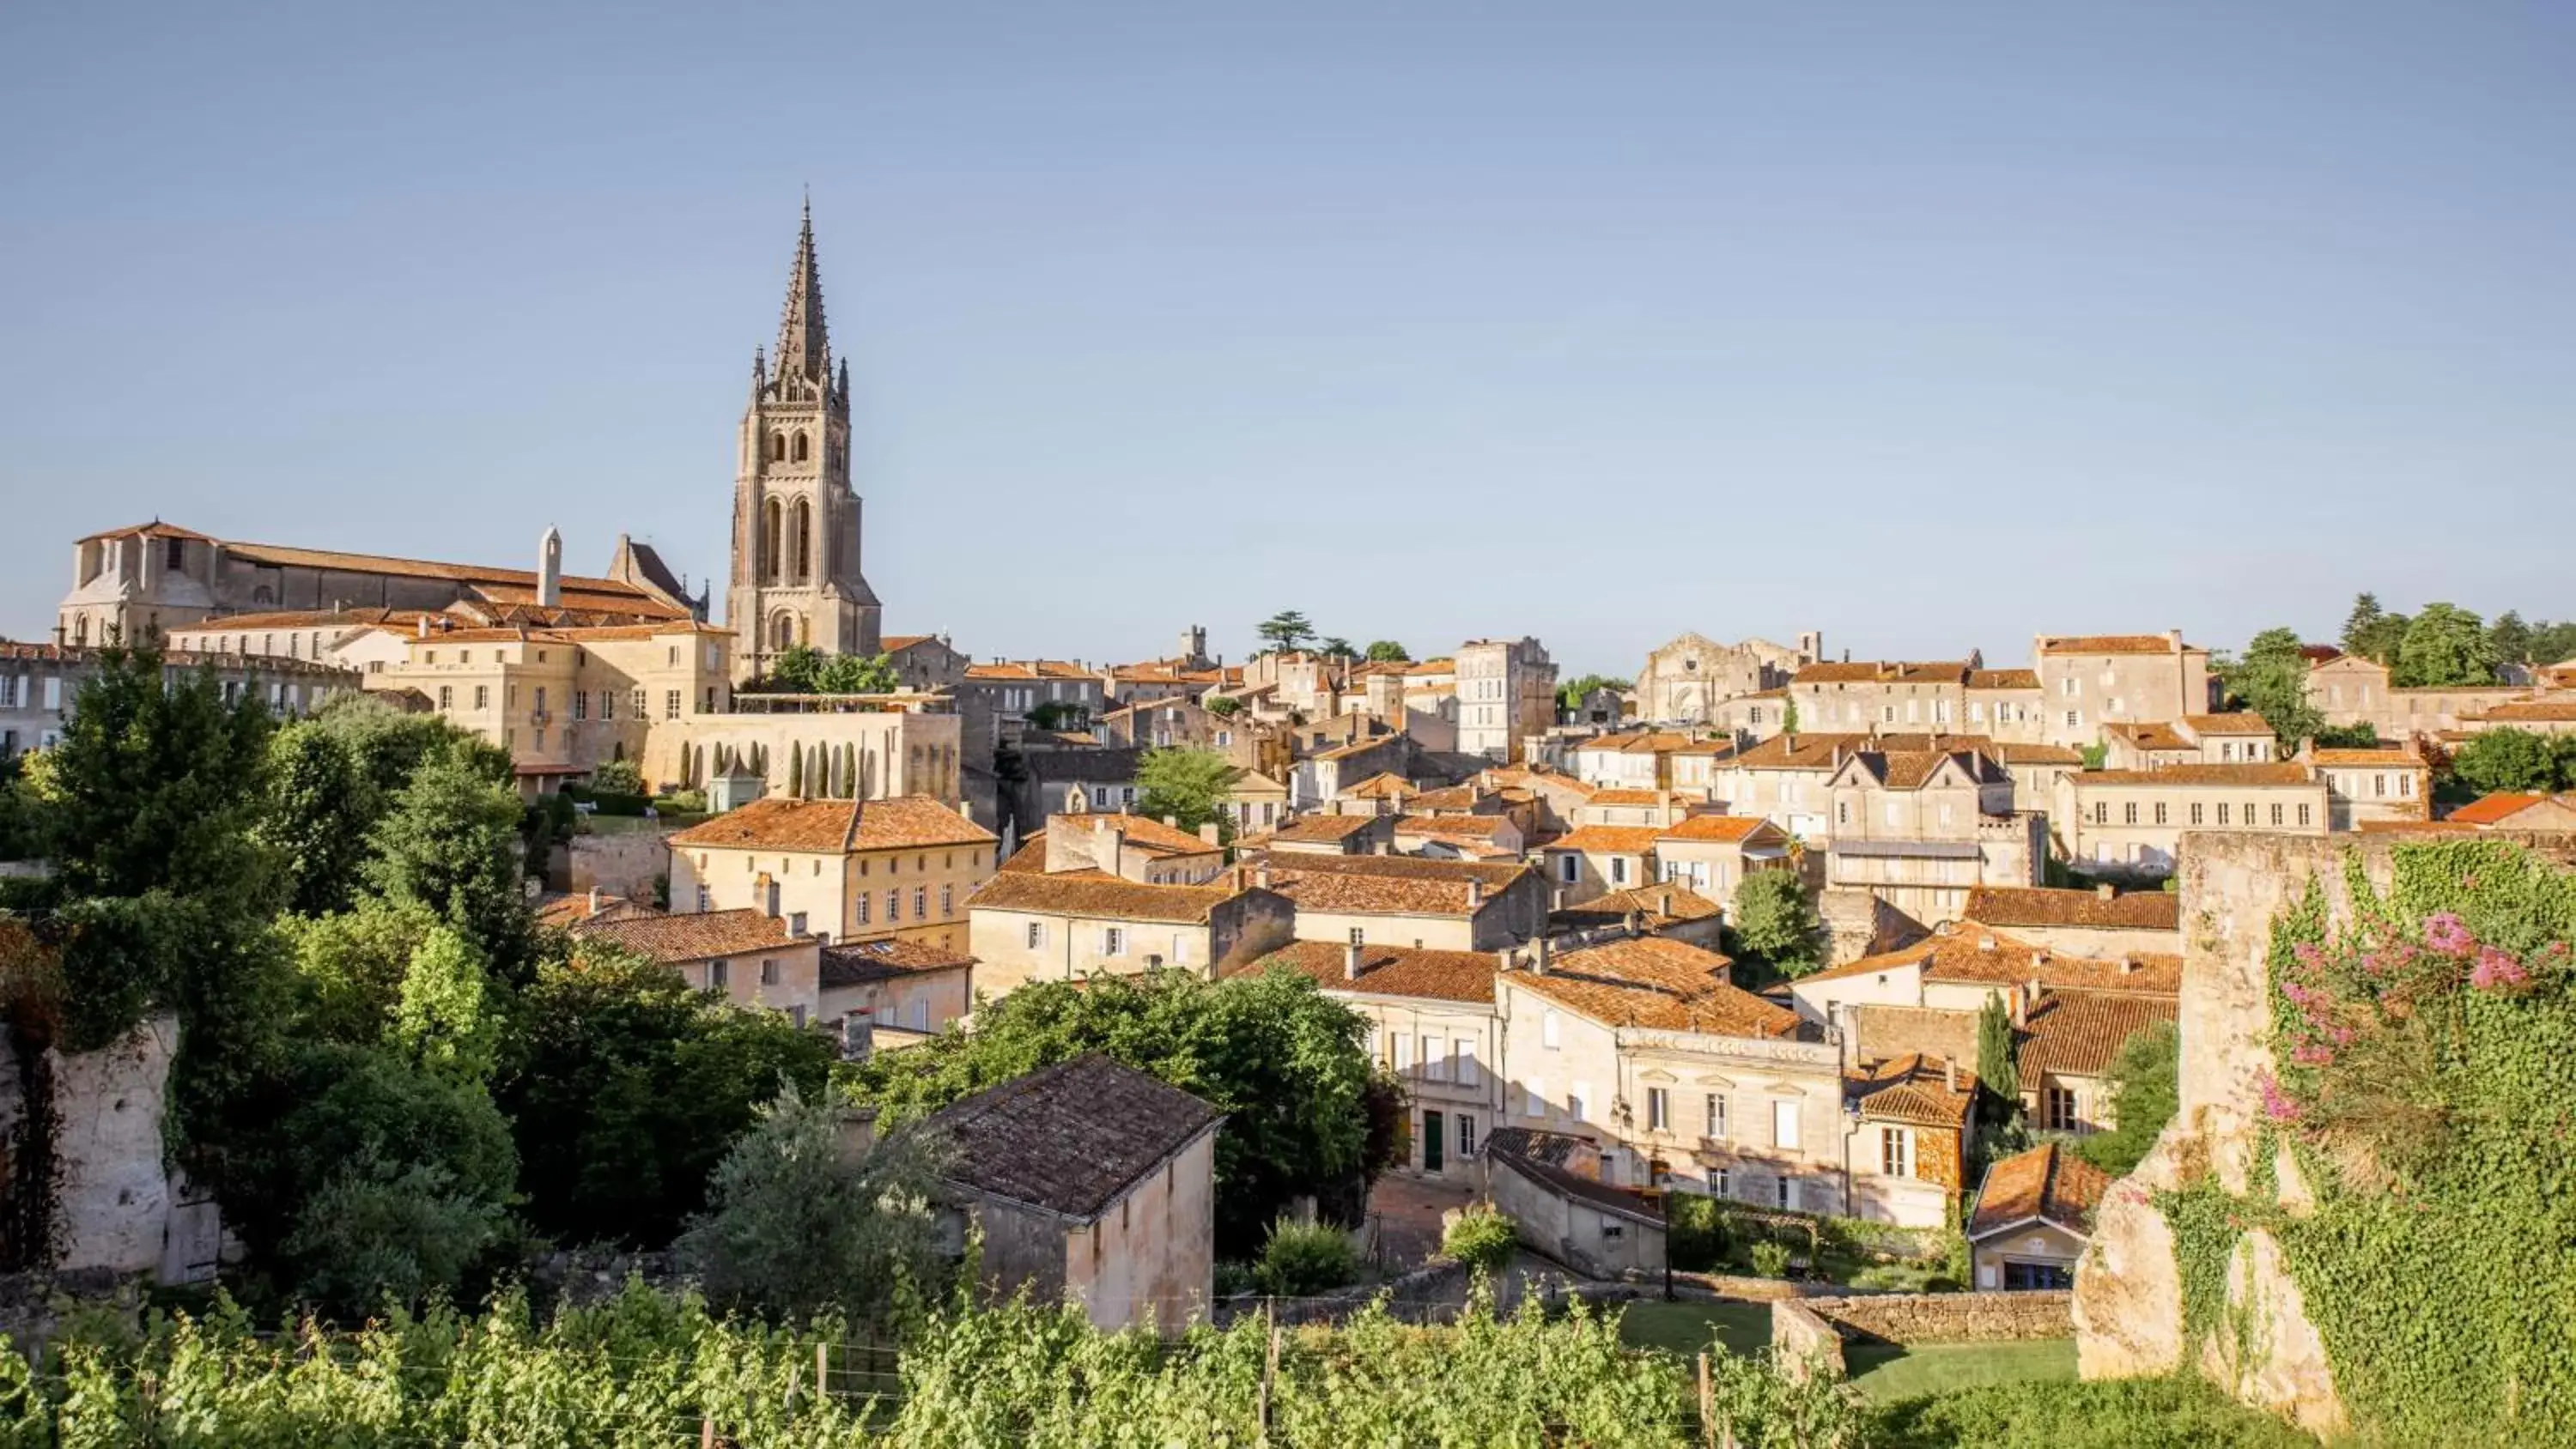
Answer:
[
  {"xmin": 1807, "ymin": 1288, "xmax": 2070, "ymax": 1345},
  {"xmin": 2071, "ymin": 830, "xmax": 2576, "ymax": 1437},
  {"xmin": 568, "ymin": 828, "xmax": 675, "ymax": 901},
  {"xmin": 1770, "ymin": 1300, "xmax": 1843, "ymax": 1378},
  {"xmin": 50, "ymin": 1015, "xmax": 181, "ymax": 1276}
]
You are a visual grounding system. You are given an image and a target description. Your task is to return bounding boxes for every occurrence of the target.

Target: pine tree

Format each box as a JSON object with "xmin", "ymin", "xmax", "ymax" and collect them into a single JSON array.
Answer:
[
  {"xmin": 1976, "ymin": 994, "xmax": 2020, "ymax": 1105},
  {"xmin": 787, "ymin": 741, "xmax": 805, "ymax": 797}
]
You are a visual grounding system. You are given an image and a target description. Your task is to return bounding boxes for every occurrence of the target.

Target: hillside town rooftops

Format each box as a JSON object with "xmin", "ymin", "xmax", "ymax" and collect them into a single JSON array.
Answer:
[
  {"xmin": 669, "ymin": 796, "xmax": 994, "ymax": 854},
  {"xmin": 1232, "ymin": 940, "xmax": 1501, "ymax": 1005},
  {"xmin": 1969, "ymin": 1142, "xmax": 2111, "ymax": 1239},
  {"xmin": 920, "ymin": 1054, "xmax": 1224, "ymax": 1222}
]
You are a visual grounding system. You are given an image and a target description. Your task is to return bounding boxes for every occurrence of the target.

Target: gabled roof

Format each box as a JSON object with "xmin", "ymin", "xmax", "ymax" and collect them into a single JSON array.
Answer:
[
  {"xmin": 1340, "ymin": 773, "xmax": 1419, "ymax": 801},
  {"xmin": 1844, "ymin": 1053, "xmax": 1977, "ymax": 1127},
  {"xmin": 1545, "ymin": 825, "xmax": 1665, "ymax": 855},
  {"xmin": 568, "ymin": 907, "xmax": 800, "ymax": 964},
  {"xmin": 921, "ymin": 1054, "xmax": 1224, "ymax": 1222},
  {"xmin": 1717, "ymin": 732, "xmax": 1872, "ymax": 772},
  {"xmin": 2472, "ymin": 699, "xmax": 2576, "ymax": 723},
  {"xmin": 1049, "ymin": 811, "xmax": 1220, "ymax": 856},
  {"xmin": 1551, "ymin": 882, "xmax": 1724, "ymax": 931},
  {"xmin": 2036, "ymin": 634, "xmax": 2187, "ymax": 655},
  {"xmin": 1966, "ymin": 669, "xmax": 2041, "ymax": 690},
  {"xmin": 669, "ymin": 796, "xmax": 996, "ymax": 853},
  {"xmin": 1799, "ymin": 925, "xmax": 2181, "ymax": 995},
  {"xmin": 2310, "ymin": 749, "xmax": 2427, "ymax": 768},
  {"xmin": 1270, "ymin": 814, "xmax": 1385, "ymax": 844},
  {"xmin": 1232, "ymin": 941, "xmax": 1501, "ymax": 1005},
  {"xmin": 2445, "ymin": 791, "xmax": 2558, "ymax": 826},
  {"xmin": 1793, "ymin": 661, "xmax": 1973, "ymax": 685},
  {"xmin": 2180, "ymin": 712, "xmax": 2275, "ymax": 737},
  {"xmin": 1516, "ymin": 937, "xmax": 1791, "ymax": 1038},
  {"xmin": 2016, "ymin": 989, "xmax": 2177, "ymax": 1082},
  {"xmin": 822, "ymin": 937, "xmax": 976, "ymax": 986},
  {"xmin": 1657, "ymin": 814, "xmax": 1779, "ymax": 845},
  {"xmin": 1968, "ymin": 1142, "xmax": 2111, "ymax": 1239},
  {"xmin": 963, "ymin": 872, "xmax": 1250, "ymax": 925},
  {"xmin": 2074, "ymin": 764, "xmax": 2316, "ymax": 787}
]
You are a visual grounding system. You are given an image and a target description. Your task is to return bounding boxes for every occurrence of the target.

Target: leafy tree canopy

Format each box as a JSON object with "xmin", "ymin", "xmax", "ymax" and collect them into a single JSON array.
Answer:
[
  {"xmin": 1556, "ymin": 674, "xmax": 1632, "ymax": 712},
  {"xmin": 1133, "ymin": 746, "xmax": 1242, "ymax": 835},
  {"xmin": 1255, "ymin": 609, "xmax": 1315, "ymax": 655},
  {"xmin": 1363, "ymin": 640, "xmax": 1410, "ymax": 663},
  {"xmin": 2342, "ymin": 592, "xmax": 2409, "ymax": 665},
  {"xmin": 1316, "ymin": 637, "xmax": 1357, "ymax": 660},
  {"xmin": 2069, "ymin": 1022, "xmax": 2177, "ymax": 1179},
  {"xmin": 2214, "ymin": 627, "xmax": 2325, "ymax": 749},
  {"xmin": 2391, "ymin": 602, "xmax": 2500, "ymax": 688},
  {"xmin": 362, "ymin": 750, "xmax": 533, "ymax": 976},
  {"xmin": 2449, "ymin": 728, "xmax": 2576, "ymax": 797},
  {"xmin": 1727, "ymin": 870, "xmax": 1824, "ymax": 980},
  {"xmin": 845, "ymin": 968, "xmax": 1390, "ymax": 1255}
]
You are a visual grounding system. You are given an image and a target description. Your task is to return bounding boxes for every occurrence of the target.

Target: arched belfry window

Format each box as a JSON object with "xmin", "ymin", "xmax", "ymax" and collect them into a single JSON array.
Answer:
[
  {"xmin": 793, "ymin": 432, "xmax": 810, "ymax": 464},
  {"xmin": 771, "ymin": 612, "xmax": 797, "ymax": 652},
  {"xmin": 762, "ymin": 499, "xmax": 783, "ymax": 584},
  {"xmin": 770, "ymin": 432, "xmax": 787, "ymax": 463},
  {"xmin": 792, "ymin": 499, "xmax": 813, "ymax": 584}
]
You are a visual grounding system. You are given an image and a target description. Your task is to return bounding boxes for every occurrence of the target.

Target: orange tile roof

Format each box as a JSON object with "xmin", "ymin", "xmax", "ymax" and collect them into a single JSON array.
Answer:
[
  {"xmin": 1518, "ymin": 937, "xmax": 1791, "ymax": 1036},
  {"xmin": 78, "ymin": 519, "xmax": 214, "ymax": 543},
  {"xmin": 1586, "ymin": 789, "xmax": 1666, "ymax": 806},
  {"xmin": 2181, "ymin": 712, "xmax": 2275, "ymax": 736},
  {"xmin": 2444, "ymin": 791, "xmax": 2564, "ymax": 825},
  {"xmin": 1969, "ymin": 1143, "xmax": 2111, "ymax": 1238},
  {"xmin": 1718, "ymin": 732, "xmax": 1872, "ymax": 771},
  {"xmin": 1990, "ymin": 743, "xmax": 2087, "ymax": 765},
  {"xmin": 2075, "ymin": 764, "xmax": 2317, "ymax": 787},
  {"xmin": 2036, "ymin": 634, "xmax": 2184, "ymax": 655},
  {"xmin": 1801, "ymin": 925, "xmax": 2180, "ymax": 995},
  {"xmin": 1961, "ymin": 887, "xmax": 2179, "ymax": 933},
  {"xmin": 2016, "ymin": 989, "xmax": 2177, "ymax": 1082},
  {"xmin": 668, "ymin": 795, "xmax": 995, "ymax": 853},
  {"xmin": 963, "ymin": 872, "xmax": 1246, "ymax": 925},
  {"xmin": 1232, "ymin": 940, "xmax": 1501, "ymax": 1004},
  {"xmin": 1845, "ymin": 1053, "xmax": 1977, "ymax": 1127},
  {"xmin": 1794, "ymin": 661, "xmax": 1971, "ymax": 685},
  {"xmin": 569, "ymin": 907, "xmax": 801, "ymax": 963},
  {"xmin": 1340, "ymin": 773, "xmax": 1419, "ymax": 800},
  {"xmin": 1967, "ymin": 669, "xmax": 2041, "ymax": 690},
  {"xmin": 170, "ymin": 607, "xmax": 439, "ymax": 634},
  {"xmin": 1271, "ymin": 814, "xmax": 1386, "ymax": 844},
  {"xmin": 1658, "ymin": 815, "xmax": 1775, "ymax": 843},
  {"xmin": 2472, "ymin": 699, "xmax": 2576, "ymax": 722},
  {"xmin": 210, "ymin": 539, "xmax": 672, "ymax": 603},
  {"xmin": 2310, "ymin": 749, "xmax": 2427, "ymax": 768},
  {"xmin": 1546, "ymin": 825, "xmax": 1665, "ymax": 855},
  {"xmin": 1393, "ymin": 814, "xmax": 1514, "ymax": 839},
  {"xmin": 1552, "ymin": 882, "xmax": 1724, "ymax": 928},
  {"xmin": 1842, "ymin": 749, "xmax": 2003, "ymax": 791},
  {"xmin": 822, "ymin": 937, "xmax": 975, "ymax": 985},
  {"xmin": 2106, "ymin": 722, "xmax": 2194, "ymax": 753},
  {"xmin": 1049, "ymin": 812, "xmax": 1221, "ymax": 855}
]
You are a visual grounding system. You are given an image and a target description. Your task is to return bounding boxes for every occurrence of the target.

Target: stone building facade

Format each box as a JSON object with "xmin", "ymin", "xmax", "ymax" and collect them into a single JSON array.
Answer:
[{"xmin": 1632, "ymin": 632, "xmax": 1819, "ymax": 726}]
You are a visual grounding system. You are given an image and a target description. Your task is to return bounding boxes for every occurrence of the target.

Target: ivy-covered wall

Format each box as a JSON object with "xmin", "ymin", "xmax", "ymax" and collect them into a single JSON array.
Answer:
[{"xmin": 2117, "ymin": 835, "xmax": 2576, "ymax": 1446}]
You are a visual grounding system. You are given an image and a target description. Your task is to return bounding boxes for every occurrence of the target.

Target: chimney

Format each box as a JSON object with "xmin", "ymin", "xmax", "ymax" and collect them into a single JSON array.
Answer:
[
  {"xmin": 1533, "ymin": 935, "xmax": 1552, "ymax": 975},
  {"xmin": 834, "ymin": 1103, "xmax": 878, "ymax": 1165},
  {"xmin": 1658, "ymin": 888, "xmax": 1673, "ymax": 916},
  {"xmin": 1198, "ymin": 822, "xmax": 1220, "ymax": 846},
  {"xmin": 586, "ymin": 888, "xmax": 600, "ymax": 918},
  {"xmin": 2011, "ymin": 987, "xmax": 2029, "ymax": 1028},
  {"xmin": 1495, "ymin": 947, "xmax": 1514, "ymax": 974},
  {"xmin": 1979, "ymin": 931, "xmax": 1998, "ymax": 953},
  {"xmin": 2119, "ymin": 955, "xmax": 2142, "ymax": 975},
  {"xmin": 2032, "ymin": 950, "xmax": 2050, "ymax": 970},
  {"xmin": 2096, "ymin": 882, "xmax": 2116, "ymax": 901},
  {"xmin": 1944, "ymin": 1059, "xmax": 1959, "ymax": 1094},
  {"xmin": 1467, "ymin": 878, "xmax": 1485, "ymax": 908},
  {"xmin": 839, "ymin": 1015, "xmax": 877, "ymax": 1064},
  {"xmin": 1255, "ymin": 864, "xmax": 1273, "ymax": 890},
  {"xmin": 958, "ymin": 799, "xmax": 974, "ymax": 821},
  {"xmin": 1623, "ymin": 909, "xmax": 1642, "ymax": 937},
  {"xmin": 417, "ymin": 615, "xmax": 430, "ymax": 640},
  {"xmin": 1164, "ymin": 815, "xmax": 1181, "ymax": 830},
  {"xmin": 1344, "ymin": 940, "xmax": 1364, "ymax": 980}
]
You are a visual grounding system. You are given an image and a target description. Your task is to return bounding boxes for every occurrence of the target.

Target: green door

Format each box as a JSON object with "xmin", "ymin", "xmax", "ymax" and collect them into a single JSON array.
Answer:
[{"xmin": 1422, "ymin": 1111, "xmax": 1444, "ymax": 1174}]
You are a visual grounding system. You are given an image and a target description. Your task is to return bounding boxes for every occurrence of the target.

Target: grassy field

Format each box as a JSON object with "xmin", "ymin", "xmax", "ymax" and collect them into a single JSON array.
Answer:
[
  {"xmin": 1844, "ymin": 1337, "xmax": 2077, "ymax": 1402},
  {"xmin": 1613, "ymin": 1300, "xmax": 1773, "ymax": 1359}
]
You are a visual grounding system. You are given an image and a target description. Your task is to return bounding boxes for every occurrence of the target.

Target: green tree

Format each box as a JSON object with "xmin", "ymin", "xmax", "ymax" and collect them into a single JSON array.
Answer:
[
  {"xmin": 391, "ymin": 925, "xmax": 501, "ymax": 1088},
  {"xmin": 262, "ymin": 724, "xmax": 374, "ymax": 916},
  {"xmin": 674, "ymin": 1080, "xmax": 945, "ymax": 1320},
  {"xmin": 1203, "ymin": 694, "xmax": 1243, "ymax": 718},
  {"xmin": 787, "ymin": 738, "xmax": 806, "ymax": 796},
  {"xmin": 1133, "ymin": 746, "xmax": 1242, "ymax": 834},
  {"xmin": 2449, "ymin": 728, "xmax": 2570, "ymax": 796},
  {"xmin": 494, "ymin": 947, "xmax": 835, "ymax": 1246},
  {"xmin": 2342, "ymin": 592, "xmax": 2409, "ymax": 664},
  {"xmin": 2069, "ymin": 1022, "xmax": 2178, "ymax": 1179},
  {"xmin": 589, "ymin": 757, "xmax": 645, "ymax": 796},
  {"xmin": 1255, "ymin": 609, "xmax": 1315, "ymax": 655},
  {"xmin": 308, "ymin": 693, "xmax": 512, "ymax": 802},
  {"xmin": 1317, "ymin": 637, "xmax": 1356, "ymax": 661},
  {"xmin": 2212, "ymin": 627, "xmax": 2324, "ymax": 749},
  {"xmin": 1025, "ymin": 700, "xmax": 1085, "ymax": 731},
  {"xmin": 1782, "ymin": 697, "xmax": 1799, "ymax": 734},
  {"xmin": 1364, "ymin": 640, "xmax": 1410, "ymax": 663},
  {"xmin": 1728, "ymin": 870, "xmax": 1823, "ymax": 979},
  {"xmin": 2490, "ymin": 610, "xmax": 2536, "ymax": 668},
  {"xmin": 2530, "ymin": 620, "xmax": 2576, "ymax": 669},
  {"xmin": 363, "ymin": 751, "xmax": 532, "ymax": 975},
  {"xmin": 1975, "ymin": 994, "xmax": 2020, "ymax": 1105},
  {"xmin": 37, "ymin": 645, "xmax": 278, "ymax": 904},
  {"xmin": 848, "ymin": 969, "xmax": 1386, "ymax": 1255},
  {"xmin": 1554, "ymin": 674, "xmax": 1632, "ymax": 713},
  {"xmin": 283, "ymin": 900, "xmax": 437, "ymax": 1046},
  {"xmin": 769, "ymin": 643, "xmax": 826, "ymax": 691},
  {"xmin": 816, "ymin": 652, "xmax": 900, "ymax": 694},
  {"xmin": 2392, "ymin": 602, "xmax": 2500, "ymax": 688}
]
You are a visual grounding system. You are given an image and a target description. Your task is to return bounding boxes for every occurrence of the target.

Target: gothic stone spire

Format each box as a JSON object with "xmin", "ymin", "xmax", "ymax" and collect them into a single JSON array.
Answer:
[{"xmin": 774, "ymin": 197, "xmax": 829, "ymax": 386}]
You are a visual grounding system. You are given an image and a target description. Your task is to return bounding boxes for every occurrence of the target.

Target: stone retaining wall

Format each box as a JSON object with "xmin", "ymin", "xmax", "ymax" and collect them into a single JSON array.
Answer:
[
  {"xmin": 1808, "ymin": 1289, "xmax": 2071, "ymax": 1345},
  {"xmin": 1770, "ymin": 1300, "xmax": 1844, "ymax": 1379}
]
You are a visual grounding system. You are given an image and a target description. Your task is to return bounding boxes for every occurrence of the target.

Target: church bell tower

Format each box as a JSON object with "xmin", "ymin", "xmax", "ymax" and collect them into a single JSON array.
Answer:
[{"xmin": 728, "ymin": 200, "xmax": 884, "ymax": 682}]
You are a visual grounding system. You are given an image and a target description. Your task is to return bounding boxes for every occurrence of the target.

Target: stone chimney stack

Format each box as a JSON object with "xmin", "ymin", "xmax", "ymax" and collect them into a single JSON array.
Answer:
[
  {"xmin": 1344, "ymin": 939, "xmax": 1363, "ymax": 981},
  {"xmin": 839, "ymin": 1014, "xmax": 877, "ymax": 1064},
  {"xmin": 2096, "ymin": 881, "xmax": 2117, "ymax": 901},
  {"xmin": 538, "ymin": 525, "xmax": 563, "ymax": 609},
  {"xmin": 1255, "ymin": 864, "xmax": 1273, "ymax": 890},
  {"xmin": 1534, "ymin": 933, "xmax": 1552, "ymax": 974},
  {"xmin": 1944, "ymin": 1058, "xmax": 1959, "ymax": 1094},
  {"xmin": 1467, "ymin": 877, "xmax": 1485, "ymax": 908}
]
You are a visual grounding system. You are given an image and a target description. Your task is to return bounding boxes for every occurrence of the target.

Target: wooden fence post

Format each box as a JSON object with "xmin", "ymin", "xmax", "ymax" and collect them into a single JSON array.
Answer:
[
  {"xmin": 700, "ymin": 1416, "xmax": 716, "ymax": 1449},
  {"xmin": 1696, "ymin": 1351, "xmax": 1716, "ymax": 1449},
  {"xmin": 817, "ymin": 1341, "xmax": 831, "ymax": 1401},
  {"xmin": 1259, "ymin": 1302, "xmax": 1280, "ymax": 1443}
]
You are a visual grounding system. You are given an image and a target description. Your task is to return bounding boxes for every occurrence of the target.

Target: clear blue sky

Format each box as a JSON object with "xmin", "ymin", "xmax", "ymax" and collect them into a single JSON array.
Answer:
[{"xmin": 3, "ymin": 2, "xmax": 2570, "ymax": 677}]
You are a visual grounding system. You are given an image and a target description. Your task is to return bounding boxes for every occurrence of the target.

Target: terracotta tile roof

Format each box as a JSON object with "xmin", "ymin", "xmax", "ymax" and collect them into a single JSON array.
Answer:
[
  {"xmin": 1048, "ymin": 812, "xmax": 1220, "ymax": 856},
  {"xmin": 1546, "ymin": 825, "xmax": 1664, "ymax": 855},
  {"xmin": 1842, "ymin": 749, "xmax": 2003, "ymax": 791},
  {"xmin": 821, "ymin": 937, "xmax": 975, "ymax": 986},
  {"xmin": 2036, "ymin": 634, "xmax": 2185, "ymax": 655},
  {"xmin": 205, "ymin": 539, "xmax": 677, "ymax": 609},
  {"xmin": 921, "ymin": 1054, "xmax": 1224, "ymax": 1221},
  {"xmin": 1801, "ymin": 926, "xmax": 2180, "ymax": 995},
  {"xmin": 1551, "ymin": 882, "xmax": 1724, "ymax": 929},
  {"xmin": 964, "ymin": 872, "xmax": 1247, "ymax": 925},
  {"xmin": 2016, "ymin": 989, "xmax": 2177, "ymax": 1082},
  {"xmin": 2311, "ymin": 749, "xmax": 2427, "ymax": 768},
  {"xmin": 2075, "ymin": 764, "xmax": 2317, "ymax": 787},
  {"xmin": 1794, "ymin": 661, "xmax": 1972, "ymax": 685},
  {"xmin": 882, "ymin": 634, "xmax": 938, "ymax": 652},
  {"xmin": 1585, "ymin": 789, "xmax": 1664, "ymax": 806},
  {"xmin": 1340, "ymin": 773, "xmax": 1419, "ymax": 800},
  {"xmin": 1232, "ymin": 940, "xmax": 1501, "ymax": 1004},
  {"xmin": 1405, "ymin": 658, "xmax": 1455, "ymax": 675},
  {"xmin": 1845, "ymin": 1053, "xmax": 1977, "ymax": 1127},
  {"xmin": 2445, "ymin": 792, "xmax": 2555, "ymax": 825},
  {"xmin": 1990, "ymin": 743, "xmax": 2087, "ymax": 766},
  {"xmin": 1967, "ymin": 669, "xmax": 2041, "ymax": 690},
  {"xmin": 1719, "ymin": 732, "xmax": 1872, "ymax": 771},
  {"xmin": 997, "ymin": 836, "xmax": 1054, "ymax": 873},
  {"xmin": 1961, "ymin": 887, "xmax": 2180, "ymax": 933},
  {"xmin": 1393, "ymin": 815, "xmax": 1513, "ymax": 840},
  {"xmin": 77, "ymin": 519, "xmax": 214, "ymax": 543},
  {"xmin": 570, "ymin": 907, "xmax": 799, "ymax": 963},
  {"xmin": 1406, "ymin": 785, "xmax": 1488, "ymax": 812},
  {"xmin": 2181, "ymin": 712, "xmax": 2275, "ymax": 736},
  {"xmin": 1517, "ymin": 938, "xmax": 1794, "ymax": 1037},
  {"xmin": 2472, "ymin": 699, "xmax": 2576, "ymax": 723},
  {"xmin": 963, "ymin": 660, "xmax": 1096, "ymax": 681},
  {"xmin": 1658, "ymin": 814, "xmax": 1776, "ymax": 844},
  {"xmin": 169, "ymin": 607, "xmax": 438, "ymax": 634},
  {"xmin": 1968, "ymin": 1142, "xmax": 2111, "ymax": 1238},
  {"xmin": 669, "ymin": 795, "xmax": 996, "ymax": 853},
  {"xmin": 2106, "ymin": 722, "xmax": 2193, "ymax": 753},
  {"xmin": 1266, "ymin": 866, "xmax": 1492, "ymax": 918},
  {"xmin": 535, "ymin": 892, "xmax": 641, "ymax": 931},
  {"xmin": 1270, "ymin": 814, "xmax": 1385, "ymax": 844}
]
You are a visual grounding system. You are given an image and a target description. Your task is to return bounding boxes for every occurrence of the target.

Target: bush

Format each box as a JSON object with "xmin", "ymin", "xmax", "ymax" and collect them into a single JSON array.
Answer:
[
  {"xmin": 587, "ymin": 758, "xmax": 645, "ymax": 796},
  {"xmin": 1869, "ymin": 1374, "xmax": 2318, "ymax": 1448},
  {"xmin": 1749, "ymin": 1240, "xmax": 1791, "ymax": 1278},
  {"xmin": 1255, "ymin": 1216, "xmax": 1357, "ymax": 1296},
  {"xmin": 1442, "ymin": 1207, "xmax": 1516, "ymax": 1271},
  {"xmin": 653, "ymin": 790, "xmax": 708, "ymax": 815}
]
